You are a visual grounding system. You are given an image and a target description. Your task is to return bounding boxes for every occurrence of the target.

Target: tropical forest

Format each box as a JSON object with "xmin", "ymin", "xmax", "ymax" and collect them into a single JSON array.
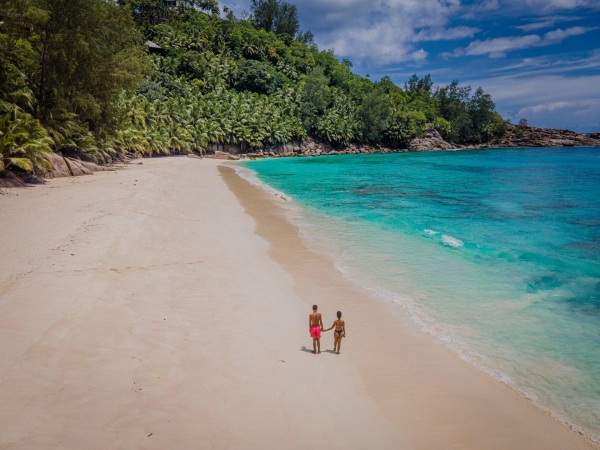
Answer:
[{"xmin": 0, "ymin": 0, "xmax": 508, "ymax": 176}]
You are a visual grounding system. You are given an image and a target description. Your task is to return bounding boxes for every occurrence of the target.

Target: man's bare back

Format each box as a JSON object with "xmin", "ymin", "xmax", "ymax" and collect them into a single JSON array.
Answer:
[{"xmin": 310, "ymin": 312, "xmax": 322, "ymax": 326}]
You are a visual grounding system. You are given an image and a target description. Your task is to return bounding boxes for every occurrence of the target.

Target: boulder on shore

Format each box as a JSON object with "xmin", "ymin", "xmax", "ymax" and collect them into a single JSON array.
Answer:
[
  {"xmin": 214, "ymin": 151, "xmax": 240, "ymax": 160},
  {"xmin": 45, "ymin": 153, "xmax": 72, "ymax": 178},
  {"xmin": 64, "ymin": 158, "xmax": 93, "ymax": 176},
  {"xmin": 0, "ymin": 171, "xmax": 27, "ymax": 188},
  {"xmin": 489, "ymin": 124, "xmax": 600, "ymax": 148},
  {"xmin": 81, "ymin": 161, "xmax": 104, "ymax": 172},
  {"xmin": 409, "ymin": 127, "xmax": 454, "ymax": 151}
]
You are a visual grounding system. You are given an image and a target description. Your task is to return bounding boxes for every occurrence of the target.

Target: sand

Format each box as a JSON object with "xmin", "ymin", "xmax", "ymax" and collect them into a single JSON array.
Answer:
[{"xmin": 0, "ymin": 156, "xmax": 597, "ymax": 449}]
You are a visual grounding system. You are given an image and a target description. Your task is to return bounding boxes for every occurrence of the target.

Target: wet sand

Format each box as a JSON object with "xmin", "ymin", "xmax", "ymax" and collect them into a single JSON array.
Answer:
[{"xmin": 0, "ymin": 157, "xmax": 596, "ymax": 449}]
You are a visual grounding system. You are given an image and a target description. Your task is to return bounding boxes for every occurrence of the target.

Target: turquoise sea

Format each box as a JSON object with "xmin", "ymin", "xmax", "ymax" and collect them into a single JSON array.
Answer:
[{"xmin": 242, "ymin": 147, "xmax": 600, "ymax": 441}]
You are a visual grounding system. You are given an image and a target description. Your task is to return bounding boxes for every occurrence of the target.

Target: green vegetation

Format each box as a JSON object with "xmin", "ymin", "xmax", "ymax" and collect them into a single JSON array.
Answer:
[{"xmin": 0, "ymin": 0, "xmax": 506, "ymax": 175}]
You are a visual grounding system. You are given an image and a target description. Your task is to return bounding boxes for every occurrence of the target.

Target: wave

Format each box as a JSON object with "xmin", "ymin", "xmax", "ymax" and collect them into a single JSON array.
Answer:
[
  {"xmin": 442, "ymin": 234, "xmax": 464, "ymax": 247},
  {"xmin": 424, "ymin": 229, "xmax": 439, "ymax": 235}
]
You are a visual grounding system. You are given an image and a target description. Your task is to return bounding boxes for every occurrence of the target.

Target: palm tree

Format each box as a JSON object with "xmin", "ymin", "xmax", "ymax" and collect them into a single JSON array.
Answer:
[{"xmin": 0, "ymin": 108, "xmax": 53, "ymax": 172}]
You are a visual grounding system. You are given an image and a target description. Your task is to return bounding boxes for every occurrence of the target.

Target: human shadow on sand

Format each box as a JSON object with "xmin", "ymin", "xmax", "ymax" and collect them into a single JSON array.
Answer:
[{"xmin": 300, "ymin": 346, "xmax": 337, "ymax": 354}]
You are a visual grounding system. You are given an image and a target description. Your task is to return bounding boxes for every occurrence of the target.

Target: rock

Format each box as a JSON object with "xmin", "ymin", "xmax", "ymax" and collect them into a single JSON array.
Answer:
[
  {"xmin": 23, "ymin": 173, "xmax": 46, "ymax": 184},
  {"xmin": 591, "ymin": 132, "xmax": 600, "ymax": 140},
  {"xmin": 45, "ymin": 153, "xmax": 72, "ymax": 178},
  {"xmin": 214, "ymin": 151, "xmax": 230, "ymax": 160},
  {"xmin": 214, "ymin": 151, "xmax": 240, "ymax": 160},
  {"xmin": 490, "ymin": 124, "xmax": 600, "ymax": 148},
  {"xmin": 64, "ymin": 158, "xmax": 93, "ymax": 176},
  {"xmin": 407, "ymin": 127, "xmax": 455, "ymax": 151},
  {"xmin": 0, "ymin": 171, "xmax": 27, "ymax": 188},
  {"xmin": 81, "ymin": 161, "xmax": 103, "ymax": 172},
  {"xmin": 187, "ymin": 154, "xmax": 202, "ymax": 159}
]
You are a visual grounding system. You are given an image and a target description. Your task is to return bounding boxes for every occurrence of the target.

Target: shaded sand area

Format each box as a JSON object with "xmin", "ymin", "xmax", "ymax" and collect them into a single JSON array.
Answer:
[{"xmin": 0, "ymin": 157, "xmax": 596, "ymax": 449}]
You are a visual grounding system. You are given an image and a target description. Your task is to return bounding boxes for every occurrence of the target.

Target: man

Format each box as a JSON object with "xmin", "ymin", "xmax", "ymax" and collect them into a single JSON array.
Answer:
[{"xmin": 309, "ymin": 305, "xmax": 324, "ymax": 354}]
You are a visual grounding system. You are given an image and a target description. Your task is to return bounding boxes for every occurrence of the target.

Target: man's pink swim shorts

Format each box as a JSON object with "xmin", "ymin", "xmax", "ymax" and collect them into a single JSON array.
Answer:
[{"xmin": 310, "ymin": 325, "xmax": 321, "ymax": 338}]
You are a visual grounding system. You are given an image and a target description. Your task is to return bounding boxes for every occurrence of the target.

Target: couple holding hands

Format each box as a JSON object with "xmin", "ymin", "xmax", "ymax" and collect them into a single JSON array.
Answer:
[{"xmin": 309, "ymin": 305, "xmax": 346, "ymax": 354}]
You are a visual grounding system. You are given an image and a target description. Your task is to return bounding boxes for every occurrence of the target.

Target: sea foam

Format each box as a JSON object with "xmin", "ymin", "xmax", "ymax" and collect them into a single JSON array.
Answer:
[{"xmin": 442, "ymin": 234, "xmax": 464, "ymax": 247}]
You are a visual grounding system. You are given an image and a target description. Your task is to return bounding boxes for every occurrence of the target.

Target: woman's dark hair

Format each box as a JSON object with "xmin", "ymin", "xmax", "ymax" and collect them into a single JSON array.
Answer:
[{"xmin": 337, "ymin": 311, "xmax": 342, "ymax": 319}]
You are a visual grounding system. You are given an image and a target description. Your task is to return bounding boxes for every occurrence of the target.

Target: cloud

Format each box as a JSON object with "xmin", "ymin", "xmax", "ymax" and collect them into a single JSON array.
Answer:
[
  {"xmin": 296, "ymin": 0, "xmax": 467, "ymax": 65},
  {"xmin": 410, "ymin": 48, "xmax": 429, "ymax": 61},
  {"xmin": 222, "ymin": 0, "xmax": 472, "ymax": 65},
  {"xmin": 461, "ymin": 0, "xmax": 500, "ymax": 19},
  {"xmin": 524, "ymin": 0, "xmax": 600, "ymax": 10},
  {"xmin": 450, "ymin": 26, "xmax": 597, "ymax": 58},
  {"xmin": 514, "ymin": 15, "xmax": 580, "ymax": 31},
  {"xmin": 463, "ymin": 35, "xmax": 542, "ymax": 58},
  {"xmin": 464, "ymin": 73, "xmax": 600, "ymax": 131},
  {"xmin": 520, "ymin": 101, "xmax": 571, "ymax": 113},
  {"xmin": 544, "ymin": 25, "xmax": 593, "ymax": 41},
  {"xmin": 413, "ymin": 26, "xmax": 480, "ymax": 42},
  {"xmin": 492, "ymin": 49, "xmax": 600, "ymax": 74}
]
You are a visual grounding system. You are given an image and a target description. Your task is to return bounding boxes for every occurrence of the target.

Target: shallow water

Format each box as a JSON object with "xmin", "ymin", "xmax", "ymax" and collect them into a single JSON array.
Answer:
[{"xmin": 244, "ymin": 147, "xmax": 600, "ymax": 440}]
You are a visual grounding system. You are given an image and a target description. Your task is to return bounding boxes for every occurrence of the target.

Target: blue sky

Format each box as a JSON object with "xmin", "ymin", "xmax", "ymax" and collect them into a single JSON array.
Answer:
[{"xmin": 221, "ymin": 0, "xmax": 600, "ymax": 132}]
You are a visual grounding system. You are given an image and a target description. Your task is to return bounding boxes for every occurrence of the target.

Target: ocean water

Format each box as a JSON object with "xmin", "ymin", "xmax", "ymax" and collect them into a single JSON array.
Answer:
[{"xmin": 242, "ymin": 147, "xmax": 600, "ymax": 441}]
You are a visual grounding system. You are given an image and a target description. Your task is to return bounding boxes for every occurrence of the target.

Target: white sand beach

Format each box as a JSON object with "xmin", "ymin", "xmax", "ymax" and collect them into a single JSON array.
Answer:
[{"xmin": 0, "ymin": 157, "xmax": 597, "ymax": 449}]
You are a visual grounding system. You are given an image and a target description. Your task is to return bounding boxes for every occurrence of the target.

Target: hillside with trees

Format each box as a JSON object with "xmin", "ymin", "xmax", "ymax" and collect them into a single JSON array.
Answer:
[{"xmin": 0, "ymin": 0, "xmax": 507, "ymax": 177}]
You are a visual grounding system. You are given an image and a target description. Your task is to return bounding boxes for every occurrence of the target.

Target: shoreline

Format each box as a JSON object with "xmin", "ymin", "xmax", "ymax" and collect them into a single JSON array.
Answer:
[
  {"xmin": 0, "ymin": 157, "xmax": 597, "ymax": 448},
  {"xmin": 220, "ymin": 162, "xmax": 600, "ymax": 449},
  {"xmin": 230, "ymin": 156, "xmax": 600, "ymax": 443}
]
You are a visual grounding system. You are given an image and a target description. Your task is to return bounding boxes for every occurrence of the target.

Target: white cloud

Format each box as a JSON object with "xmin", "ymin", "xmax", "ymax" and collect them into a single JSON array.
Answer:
[
  {"xmin": 302, "ymin": 0, "xmax": 466, "ymax": 65},
  {"xmin": 450, "ymin": 26, "xmax": 597, "ymax": 58},
  {"xmin": 222, "ymin": 0, "xmax": 474, "ymax": 65},
  {"xmin": 465, "ymin": 73, "xmax": 600, "ymax": 130},
  {"xmin": 463, "ymin": 35, "xmax": 542, "ymax": 58},
  {"xmin": 514, "ymin": 15, "xmax": 580, "ymax": 32},
  {"xmin": 492, "ymin": 50, "xmax": 600, "ymax": 74},
  {"xmin": 460, "ymin": 0, "xmax": 500, "ymax": 19},
  {"xmin": 520, "ymin": 101, "xmax": 571, "ymax": 113},
  {"xmin": 525, "ymin": 0, "xmax": 600, "ymax": 10},
  {"xmin": 410, "ymin": 48, "xmax": 429, "ymax": 61},
  {"xmin": 543, "ymin": 25, "xmax": 594, "ymax": 41},
  {"xmin": 413, "ymin": 26, "xmax": 480, "ymax": 42}
]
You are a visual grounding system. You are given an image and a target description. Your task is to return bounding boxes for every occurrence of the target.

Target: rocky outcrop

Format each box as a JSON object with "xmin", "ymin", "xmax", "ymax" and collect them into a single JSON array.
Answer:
[
  {"xmin": 206, "ymin": 143, "xmax": 250, "ymax": 155},
  {"xmin": 44, "ymin": 154, "xmax": 116, "ymax": 178},
  {"xmin": 487, "ymin": 124, "xmax": 600, "ymax": 148},
  {"xmin": 0, "ymin": 171, "xmax": 27, "ymax": 188},
  {"xmin": 409, "ymin": 128, "xmax": 455, "ymax": 151},
  {"xmin": 45, "ymin": 154, "xmax": 72, "ymax": 178},
  {"xmin": 198, "ymin": 125, "xmax": 600, "ymax": 162},
  {"xmin": 205, "ymin": 137, "xmax": 407, "ymax": 160},
  {"xmin": 64, "ymin": 158, "xmax": 93, "ymax": 176},
  {"xmin": 214, "ymin": 151, "xmax": 240, "ymax": 160}
]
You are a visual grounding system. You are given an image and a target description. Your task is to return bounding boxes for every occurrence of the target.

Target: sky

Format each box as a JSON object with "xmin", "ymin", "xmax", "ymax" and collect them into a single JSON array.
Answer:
[{"xmin": 220, "ymin": 0, "xmax": 600, "ymax": 133}]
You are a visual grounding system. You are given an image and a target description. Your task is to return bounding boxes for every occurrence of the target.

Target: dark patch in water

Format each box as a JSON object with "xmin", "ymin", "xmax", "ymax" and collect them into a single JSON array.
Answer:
[
  {"xmin": 563, "ymin": 284, "xmax": 600, "ymax": 314},
  {"xmin": 563, "ymin": 240, "xmax": 600, "ymax": 255},
  {"xmin": 527, "ymin": 275, "xmax": 565, "ymax": 292},
  {"xmin": 573, "ymin": 219, "xmax": 600, "ymax": 227}
]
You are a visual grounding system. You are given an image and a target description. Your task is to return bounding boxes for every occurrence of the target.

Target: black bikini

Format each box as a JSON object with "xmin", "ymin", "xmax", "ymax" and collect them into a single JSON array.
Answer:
[{"xmin": 335, "ymin": 329, "xmax": 343, "ymax": 336}]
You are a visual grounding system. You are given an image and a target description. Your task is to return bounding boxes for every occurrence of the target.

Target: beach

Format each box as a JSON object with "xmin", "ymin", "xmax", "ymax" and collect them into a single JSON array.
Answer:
[{"xmin": 0, "ymin": 156, "xmax": 597, "ymax": 449}]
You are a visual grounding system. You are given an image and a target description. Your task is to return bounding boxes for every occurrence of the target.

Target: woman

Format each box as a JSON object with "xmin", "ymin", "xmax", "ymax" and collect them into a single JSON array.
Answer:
[{"xmin": 324, "ymin": 311, "xmax": 346, "ymax": 354}]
